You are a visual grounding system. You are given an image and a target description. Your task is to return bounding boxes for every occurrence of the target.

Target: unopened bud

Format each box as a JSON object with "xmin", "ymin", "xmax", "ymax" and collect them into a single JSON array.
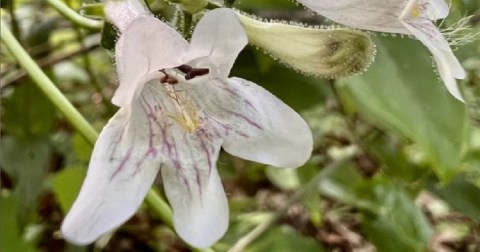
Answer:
[{"xmin": 236, "ymin": 13, "xmax": 376, "ymax": 78}]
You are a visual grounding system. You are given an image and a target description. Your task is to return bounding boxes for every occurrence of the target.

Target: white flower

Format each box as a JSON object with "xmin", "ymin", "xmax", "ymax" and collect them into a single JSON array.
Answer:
[
  {"xmin": 60, "ymin": 8, "xmax": 313, "ymax": 248},
  {"xmin": 296, "ymin": 0, "xmax": 466, "ymax": 101}
]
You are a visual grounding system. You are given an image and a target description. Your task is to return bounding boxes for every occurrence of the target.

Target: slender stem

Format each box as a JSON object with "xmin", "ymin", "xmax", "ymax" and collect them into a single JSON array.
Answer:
[
  {"xmin": 228, "ymin": 157, "xmax": 352, "ymax": 252},
  {"xmin": 46, "ymin": 0, "xmax": 103, "ymax": 30},
  {"xmin": 1, "ymin": 43, "xmax": 100, "ymax": 88},
  {"xmin": 145, "ymin": 189, "xmax": 173, "ymax": 227},
  {"xmin": 1, "ymin": 21, "xmax": 98, "ymax": 144}
]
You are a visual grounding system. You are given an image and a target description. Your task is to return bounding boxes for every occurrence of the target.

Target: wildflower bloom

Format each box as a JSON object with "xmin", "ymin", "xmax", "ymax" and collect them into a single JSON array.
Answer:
[
  {"xmin": 61, "ymin": 7, "xmax": 313, "ymax": 248},
  {"xmin": 296, "ymin": 0, "xmax": 466, "ymax": 101}
]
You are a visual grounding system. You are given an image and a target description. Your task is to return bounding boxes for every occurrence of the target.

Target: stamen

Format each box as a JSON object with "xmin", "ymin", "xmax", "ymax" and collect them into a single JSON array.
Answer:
[
  {"xmin": 185, "ymin": 68, "xmax": 210, "ymax": 80},
  {"xmin": 176, "ymin": 64, "xmax": 193, "ymax": 74}
]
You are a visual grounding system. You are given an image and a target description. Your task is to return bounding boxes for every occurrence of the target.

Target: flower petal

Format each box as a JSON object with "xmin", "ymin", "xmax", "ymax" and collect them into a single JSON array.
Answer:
[
  {"xmin": 105, "ymin": 0, "xmax": 150, "ymax": 32},
  {"xmin": 157, "ymin": 119, "xmax": 227, "ymax": 248},
  {"xmin": 61, "ymin": 107, "xmax": 164, "ymax": 245},
  {"xmin": 296, "ymin": 0, "xmax": 409, "ymax": 34},
  {"xmin": 400, "ymin": 0, "xmax": 449, "ymax": 20},
  {"xmin": 401, "ymin": 19, "xmax": 465, "ymax": 101},
  {"xmin": 186, "ymin": 8, "xmax": 248, "ymax": 78},
  {"xmin": 189, "ymin": 78, "xmax": 313, "ymax": 168},
  {"xmin": 113, "ymin": 16, "xmax": 189, "ymax": 107}
]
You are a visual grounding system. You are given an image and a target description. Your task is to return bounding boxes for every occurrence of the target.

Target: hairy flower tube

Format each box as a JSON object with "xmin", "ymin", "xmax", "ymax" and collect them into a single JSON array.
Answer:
[
  {"xmin": 60, "ymin": 7, "xmax": 313, "ymax": 249},
  {"xmin": 296, "ymin": 0, "xmax": 466, "ymax": 101}
]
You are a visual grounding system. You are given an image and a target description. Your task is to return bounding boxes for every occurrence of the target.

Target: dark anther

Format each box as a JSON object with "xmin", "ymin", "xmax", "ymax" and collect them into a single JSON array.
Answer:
[
  {"xmin": 184, "ymin": 68, "xmax": 210, "ymax": 80},
  {"xmin": 160, "ymin": 75, "xmax": 168, "ymax": 84},
  {"xmin": 185, "ymin": 72, "xmax": 195, "ymax": 80},
  {"xmin": 176, "ymin": 64, "xmax": 193, "ymax": 74},
  {"xmin": 191, "ymin": 68, "xmax": 210, "ymax": 77},
  {"xmin": 166, "ymin": 77, "xmax": 178, "ymax": 84},
  {"xmin": 159, "ymin": 69, "xmax": 179, "ymax": 85}
]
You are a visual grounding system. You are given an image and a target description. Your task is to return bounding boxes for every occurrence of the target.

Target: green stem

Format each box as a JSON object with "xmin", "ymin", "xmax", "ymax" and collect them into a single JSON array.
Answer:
[
  {"xmin": 145, "ymin": 189, "xmax": 173, "ymax": 228},
  {"xmin": 1, "ymin": 22, "xmax": 177, "ymax": 247},
  {"xmin": 46, "ymin": 0, "xmax": 103, "ymax": 30}
]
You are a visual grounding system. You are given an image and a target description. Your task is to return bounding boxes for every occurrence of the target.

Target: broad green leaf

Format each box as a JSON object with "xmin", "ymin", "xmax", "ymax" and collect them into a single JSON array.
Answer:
[
  {"xmin": 340, "ymin": 36, "xmax": 469, "ymax": 181},
  {"xmin": 52, "ymin": 166, "xmax": 87, "ymax": 213},
  {"xmin": 3, "ymin": 82, "xmax": 56, "ymax": 139},
  {"xmin": 428, "ymin": 176, "xmax": 480, "ymax": 221},
  {"xmin": 0, "ymin": 137, "xmax": 51, "ymax": 227},
  {"xmin": 0, "ymin": 194, "xmax": 35, "ymax": 252}
]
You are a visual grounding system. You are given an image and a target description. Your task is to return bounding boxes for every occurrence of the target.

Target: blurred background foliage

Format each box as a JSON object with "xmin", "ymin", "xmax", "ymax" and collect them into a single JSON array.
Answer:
[{"xmin": 1, "ymin": 0, "xmax": 479, "ymax": 251}]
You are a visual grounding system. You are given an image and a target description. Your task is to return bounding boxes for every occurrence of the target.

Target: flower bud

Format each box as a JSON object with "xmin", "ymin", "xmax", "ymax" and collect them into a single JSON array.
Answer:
[{"xmin": 236, "ymin": 13, "xmax": 376, "ymax": 78}]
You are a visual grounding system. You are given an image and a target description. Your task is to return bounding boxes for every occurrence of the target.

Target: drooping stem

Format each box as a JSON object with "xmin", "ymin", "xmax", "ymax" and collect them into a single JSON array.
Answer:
[
  {"xmin": 228, "ymin": 157, "xmax": 352, "ymax": 252},
  {"xmin": 46, "ymin": 0, "xmax": 103, "ymax": 30}
]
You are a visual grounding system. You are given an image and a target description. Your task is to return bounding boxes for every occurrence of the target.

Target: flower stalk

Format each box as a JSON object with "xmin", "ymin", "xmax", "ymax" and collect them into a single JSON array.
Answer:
[{"xmin": 46, "ymin": 0, "xmax": 103, "ymax": 30}]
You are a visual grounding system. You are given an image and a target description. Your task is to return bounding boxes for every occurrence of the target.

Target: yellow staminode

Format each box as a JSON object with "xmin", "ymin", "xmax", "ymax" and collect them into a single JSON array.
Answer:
[{"xmin": 164, "ymin": 84, "xmax": 200, "ymax": 133}]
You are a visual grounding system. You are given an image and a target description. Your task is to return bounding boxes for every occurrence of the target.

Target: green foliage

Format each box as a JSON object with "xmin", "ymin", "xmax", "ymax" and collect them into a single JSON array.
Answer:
[
  {"xmin": 52, "ymin": 166, "xmax": 87, "ymax": 213},
  {"xmin": 341, "ymin": 36, "xmax": 470, "ymax": 181}
]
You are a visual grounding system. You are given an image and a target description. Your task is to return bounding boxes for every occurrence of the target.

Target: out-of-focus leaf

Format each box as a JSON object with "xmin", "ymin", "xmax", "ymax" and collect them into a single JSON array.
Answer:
[
  {"xmin": 428, "ymin": 176, "xmax": 480, "ymax": 221},
  {"xmin": 265, "ymin": 166, "xmax": 300, "ymax": 190},
  {"xmin": 52, "ymin": 166, "xmax": 87, "ymax": 213},
  {"xmin": 3, "ymin": 82, "xmax": 56, "ymax": 139},
  {"xmin": 101, "ymin": 21, "xmax": 118, "ymax": 51},
  {"xmin": 318, "ymin": 164, "xmax": 376, "ymax": 211},
  {"xmin": 247, "ymin": 225, "xmax": 325, "ymax": 252},
  {"xmin": 71, "ymin": 133, "xmax": 93, "ymax": 162},
  {"xmin": 25, "ymin": 18, "xmax": 57, "ymax": 56},
  {"xmin": 366, "ymin": 186, "xmax": 432, "ymax": 252},
  {"xmin": 0, "ymin": 137, "xmax": 51, "ymax": 226},
  {"xmin": 0, "ymin": 194, "xmax": 35, "ymax": 252},
  {"xmin": 318, "ymin": 164, "xmax": 432, "ymax": 251},
  {"xmin": 340, "ymin": 36, "xmax": 469, "ymax": 181}
]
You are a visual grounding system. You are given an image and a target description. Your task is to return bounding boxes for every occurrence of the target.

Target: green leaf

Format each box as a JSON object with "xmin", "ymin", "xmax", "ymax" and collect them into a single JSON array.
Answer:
[
  {"xmin": 340, "ymin": 36, "xmax": 469, "ymax": 181},
  {"xmin": 71, "ymin": 132, "xmax": 93, "ymax": 162},
  {"xmin": 0, "ymin": 137, "xmax": 51, "ymax": 227},
  {"xmin": 247, "ymin": 225, "xmax": 325, "ymax": 252},
  {"xmin": 0, "ymin": 194, "xmax": 36, "ymax": 252},
  {"xmin": 52, "ymin": 166, "xmax": 87, "ymax": 213},
  {"xmin": 428, "ymin": 176, "xmax": 480, "ymax": 221},
  {"xmin": 265, "ymin": 166, "xmax": 300, "ymax": 190},
  {"xmin": 3, "ymin": 82, "xmax": 56, "ymax": 139}
]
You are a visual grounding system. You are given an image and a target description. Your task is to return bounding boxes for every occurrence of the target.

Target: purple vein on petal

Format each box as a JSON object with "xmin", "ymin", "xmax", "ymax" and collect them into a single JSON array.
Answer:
[
  {"xmin": 110, "ymin": 145, "xmax": 134, "ymax": 181},
  {"xmin": 109, "ymin": 124, "xmax": 127, "ymax": 161},
  {"xmin": 223, "ymin": 109, "xmax": 263, "ymax": 130},
  {"xmin": 212, "ymin": 80, "xmax": 255, "ymax": 110}
]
